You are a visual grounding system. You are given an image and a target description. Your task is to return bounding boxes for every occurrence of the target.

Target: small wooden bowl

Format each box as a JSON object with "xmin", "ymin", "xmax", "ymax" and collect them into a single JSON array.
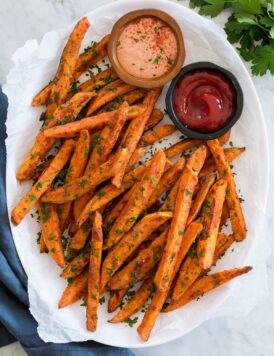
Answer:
[{"xmin": 108, "ymin": 9, "xmax": 185, "ymax": 89}]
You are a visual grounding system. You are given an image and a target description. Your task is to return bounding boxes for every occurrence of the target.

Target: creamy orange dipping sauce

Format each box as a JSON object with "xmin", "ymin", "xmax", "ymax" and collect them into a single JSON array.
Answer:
[{"xmin": 116, "ymin": 16, "xmax": 178, "ymax": 79}]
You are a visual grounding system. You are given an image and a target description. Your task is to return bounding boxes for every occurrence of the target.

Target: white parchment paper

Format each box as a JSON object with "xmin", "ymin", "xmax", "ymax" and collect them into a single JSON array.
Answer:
[{"xmin": 3, "ymin": 0, "xmax": 270, "ymax": 348}]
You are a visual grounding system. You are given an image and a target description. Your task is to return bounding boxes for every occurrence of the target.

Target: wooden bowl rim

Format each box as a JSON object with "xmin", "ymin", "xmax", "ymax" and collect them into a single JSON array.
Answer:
[{"xmin": 108, "ymin": 8, "xmax": 186, "ymax": 89}]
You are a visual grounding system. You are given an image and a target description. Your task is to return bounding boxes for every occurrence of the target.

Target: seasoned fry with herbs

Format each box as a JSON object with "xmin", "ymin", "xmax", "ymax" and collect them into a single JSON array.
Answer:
[
  {"xmin": 108, "ymin": 288, "xmax": 129, "ymax": 313},
  {"xmin": 43, "ymin": 104, "xmax": 146, "ymax": 138},
  {"xmin": 41, "ymin": 158, "xmax": 115, "ymax": 204},
  {"xmin": 68, "ymin": 220, "xmax": 92, "ymax": 251},
  {"xmin": 47, "ymin": 17, "xmax": 91, "ymax": 117},
  {"xmin": 105, "ymin": 150, "xmax": 166, "ymax": 249},
  {"xmin": 154, "ymin": 145, "xmax": 207, "ymax": 291},
  {"xmin": 61, "ymin": 244, "xmax": 90, "ymax": 279},
  {"xmin": 87, "ymin": 211, "xmax": 103, "ymax": 332},
  {"xmin": 144, "ymin": 109, "xmax": 164, "ymax": 131},
  {"xmin": 17, "ymin": 92, "xmax": 94, "ymax": 181},
  {"xmin": 12, "ymin": 140, "xmax": 75, "ymax": 225},
  {"xmin": 109, "ymin": 229, "xmax": 168, "ymax": 290},
  {"xmin": 207, "ymin": 139, "xmax": 247, "ymax": 241},
  {"xmin": 58, "ymin": 130, "xmax": 91, "ymax": 232},
  {"xmin": 100, "ymin": 212, "xmax": 173, "ymax": 291},
  {"xmin": 186, "ymin": 174, "xmax": 216, "ymax": 226},
  {"xmin": 32, "ymin": 84, "xmax": 52, "ymax": 106},
  {"xmin": 99, "ymin": 88, "xmax": 146, "ymax": 113},
  {"xmin": 38, "ymin": 202, "xmax": 64, "ymax": 266},
  {"xmin": 58, "ymin": 270, "xmax": 88, "ymax": 308},
  {"xmin": 73, "ymin": 102, "xmax": 130, "ymax": 219},
  {"xmin": 112, "ymin": 88, "xmax": 162, "ymax": 188},
  {"xmin": 110, "ymin": 277, "xmax": 155, "ymax": 323},
  {"xmin": 77, "ymin": 67, "xmax": 118, "ymax": 94},
  {"xmin": 164, "ymin": 266, "xmax": 252, "ymax": 312},
  {"xmin": 172, "ymin": 233, "xmax": 234, "ymax": 302},
  {"xmin": 200, "ymin": 147, "xmax": 245, "ymax": 177},
  {"xmin": 197, "ymin": 179, "xmax": 227, "ymax": 269},
  {"xmin": 73, "ymin": 34, "xmax": 110, "ymax": 79},
  {"xmin": 137, "ymin": 289, "xmax": 167, "ymax": 342},
  {"xmin": 138, "ymin": 124, "xmax": 177, "ymax": 147},
  {"xmin": 32, "ymin": 17, "xmax": 90, "ymax": 113},
  {"xmin": 86, "ymin": 79, "xmax": 136, "ymax": 115}
]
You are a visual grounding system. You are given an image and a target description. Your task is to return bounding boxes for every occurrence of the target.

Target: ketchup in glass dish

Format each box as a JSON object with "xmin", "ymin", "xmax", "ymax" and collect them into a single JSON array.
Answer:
[
  {"xmin": 174, "ymin": 70, "xmax": 236, "ymax": 133},
  {"xmin": 166, "ymin": 62, "xmax": 243, "ymax": 140}
]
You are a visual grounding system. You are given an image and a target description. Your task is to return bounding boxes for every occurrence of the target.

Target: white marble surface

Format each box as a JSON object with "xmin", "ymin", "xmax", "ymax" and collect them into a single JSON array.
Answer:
[{"xmin": 0, "ymin": 0, "xmax": 273, "ymax": 355}]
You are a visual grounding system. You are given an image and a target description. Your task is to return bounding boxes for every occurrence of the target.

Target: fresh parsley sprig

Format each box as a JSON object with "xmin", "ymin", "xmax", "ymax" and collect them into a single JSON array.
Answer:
[{"xmin": 189, "ymin": 0, "xmax": 274, "ymax": 75}]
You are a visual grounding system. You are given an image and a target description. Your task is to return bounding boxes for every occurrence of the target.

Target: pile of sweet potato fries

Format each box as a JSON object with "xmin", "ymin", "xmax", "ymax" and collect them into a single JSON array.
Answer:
[{"xmin": 11, "ymin": 17, "xmax": 251, "ymax": 341}]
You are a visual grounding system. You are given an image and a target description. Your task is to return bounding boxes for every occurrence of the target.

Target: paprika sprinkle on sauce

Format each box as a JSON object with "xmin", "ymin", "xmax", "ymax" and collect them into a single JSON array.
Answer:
[
  {"xmin": 174, "ymin": 70, "xmax": 236, "ymax": 133},
  {"xmin": 116, "ymin": 17, "xmax": 178, "ymax": 79}
]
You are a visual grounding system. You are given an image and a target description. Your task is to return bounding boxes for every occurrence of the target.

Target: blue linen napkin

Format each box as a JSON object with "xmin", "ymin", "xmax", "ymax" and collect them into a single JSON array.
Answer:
[{"xmin": 0, "ymin": 86, "xmax": 134, "ymax": 356}]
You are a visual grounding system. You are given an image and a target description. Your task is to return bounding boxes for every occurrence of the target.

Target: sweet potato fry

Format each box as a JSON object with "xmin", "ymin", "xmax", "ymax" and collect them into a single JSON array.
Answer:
[
  {"xmin": 16, "ymin": 92, "xmax": 94, "ymax": 181},
  {"xmin": 173, "ymin": 222, "xmax": 203, "ymax": 275},
  {"xmin": 77, "ymin": 67, "xmax": 118, "ymax": 93},
  {"xmin": 58, "ymin": 130, "xmax": 91, "ymax": 231},
  {"xmin": 39, "ymin": 233, "xmax": 48, "ymax": 253},
  {"xmin": 125, "ymin": 147, "xmax": 146, "ymax": 170},
  {"xmin": 12, "ymin": 140, "xmax": 75, "ymax": 225},
  {"xmin": 105, "ymin": 150, "xmax": 166, "ymax": 249},
  {"xmin": 68, "ymin": 219, "xmax": 92, "ymax": 251},
  {"xmin": 220, "ymin": 201, "xmax": 229, "ymax": 227},
  {"xmin": 87, "ymin": 211, "xmax": 103, "ymax": 332},
  {"xmin": 103, "ymin": 190, "xmax": 133, "ymax": 236},
  {"xmin": 73, "ymin": 147, "xmax": 146, "ymax": 229},
  {"xmin": 137, "ymin": 289, "xmax": 167, "ymax": 342},
  {"xmin": 145, "ymin": 157, "xmax": 185, "ymax": 210},
  {"xmin": 137, "ymin": 223, "xmax": 202, "ymax": 341},
  {"xmin": 165, "ymin": 266, "xmax": 252, "ymax": 312},
  {"xmin": 186, "ymin": 174, "xmax": 217, "ymax": 226},
  {"xmin": 33, "ymin": 17, "xmax": 90, "ymax": 114},
  {"xmin": 73, "ymin": 102, "xmax": 130, "ymax": 218},
  {"xmin": 160, "ymin": 179, "xmax": 180, "ymax": 211},
  {"xmin": 138, "ymin": 125, "xmax": 177, "ymax": 147},
  {"xmin": 38, "ymin": 202, "xmax": 65, "ymax": 268},
  {"xmin": 109, "ymin": 277, "xmax": 155, "ymax": 323},
  {"xmin": 73, "ymin": 34, "xmax": 110, "ymax": 79},
  {"xmin": 154, "ymin": 146, "xmax": 207, "ymax": 291},
  {"xmin": 32, "ymin": 84, "xmax": 52, "ymax": 106},
  {"xmin": 200, "ymin": 147, "xmax": 245, "ymax": 177},
  {"xmin": 144, "ymin": 109, "xmax": 164, "ymax": 131},
  {"xmin": 86, "ymin": 79, "xmax": 136, "ymax": 116},
  {"xmin": 207, "ymin": 139, "xmax": 247, "ymax": 241},
  {"xmin": 100, "ymin": 211, "xmax": 173, "ymax": 291},
  {"xmin": 197, "ymin": 179, "xmax": 227, "ymax": 269},
  {"xmin": 108, "ymin": 288, "xmax": 129, "ymax": 313},
  {"xmin": 171, "ymin": 233, "xmax": 234, "ymax": 302},
  {"xmin": 60, "ymin": 244, "xmax": 90, "ymax": 279},
  {"xmin": 41, "ymin": 158, "xmax": 115, "ymax": 204},
  {"xmin": 44, "ymin": 92, "xmax": 96, "ymax": 130},
  {"xmin": 37, "ymin": 203, "xmax": 48, "ymax": 253},
  {"xmin": 112, "ymin": 88, "xmax": 162, "ymax": 188},
  {"xmin": 47, "ymin": 17, "xmax": 90, "ymax": 117},
  {"xmin": 31, "ymin": 160, "xmax": 52, "ymax": 181},
  {"xmin": 58, "ymin": 269, "xmax": 88, "ymax": 308},
  {"xmin": 109, "ymin": 229, "xmax": 168, "ymax": 290},
  {"xmin": 164, "ymin": 131, "xmax": 230, "ymax": 160},
  {"xmin": 99, "ymin": 88, "xmax": 146, "ymax": 113},
  {"xmin": 77, "ymin": 159, "xmax": 172, "ymax": 228},
  {"xmin": 43, "ymin": 104, "xmax": 146, "ymax": 138},
  {"xmin": 138, "ymin": 233, "xmax": 235, "ymax": 339},
  {"xmin": 164, "ymin": 138, "xmax": 203, "ymax": 159},
  {"xmin": 76, "ymin": 161, "xmax": 150, "ymax": 227}
]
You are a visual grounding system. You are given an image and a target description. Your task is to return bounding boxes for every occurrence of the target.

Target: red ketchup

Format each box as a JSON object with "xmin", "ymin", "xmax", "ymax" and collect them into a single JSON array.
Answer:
[{"xmin": 174, "ymin": 71, "xmax": 236, "ymax": 133}]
